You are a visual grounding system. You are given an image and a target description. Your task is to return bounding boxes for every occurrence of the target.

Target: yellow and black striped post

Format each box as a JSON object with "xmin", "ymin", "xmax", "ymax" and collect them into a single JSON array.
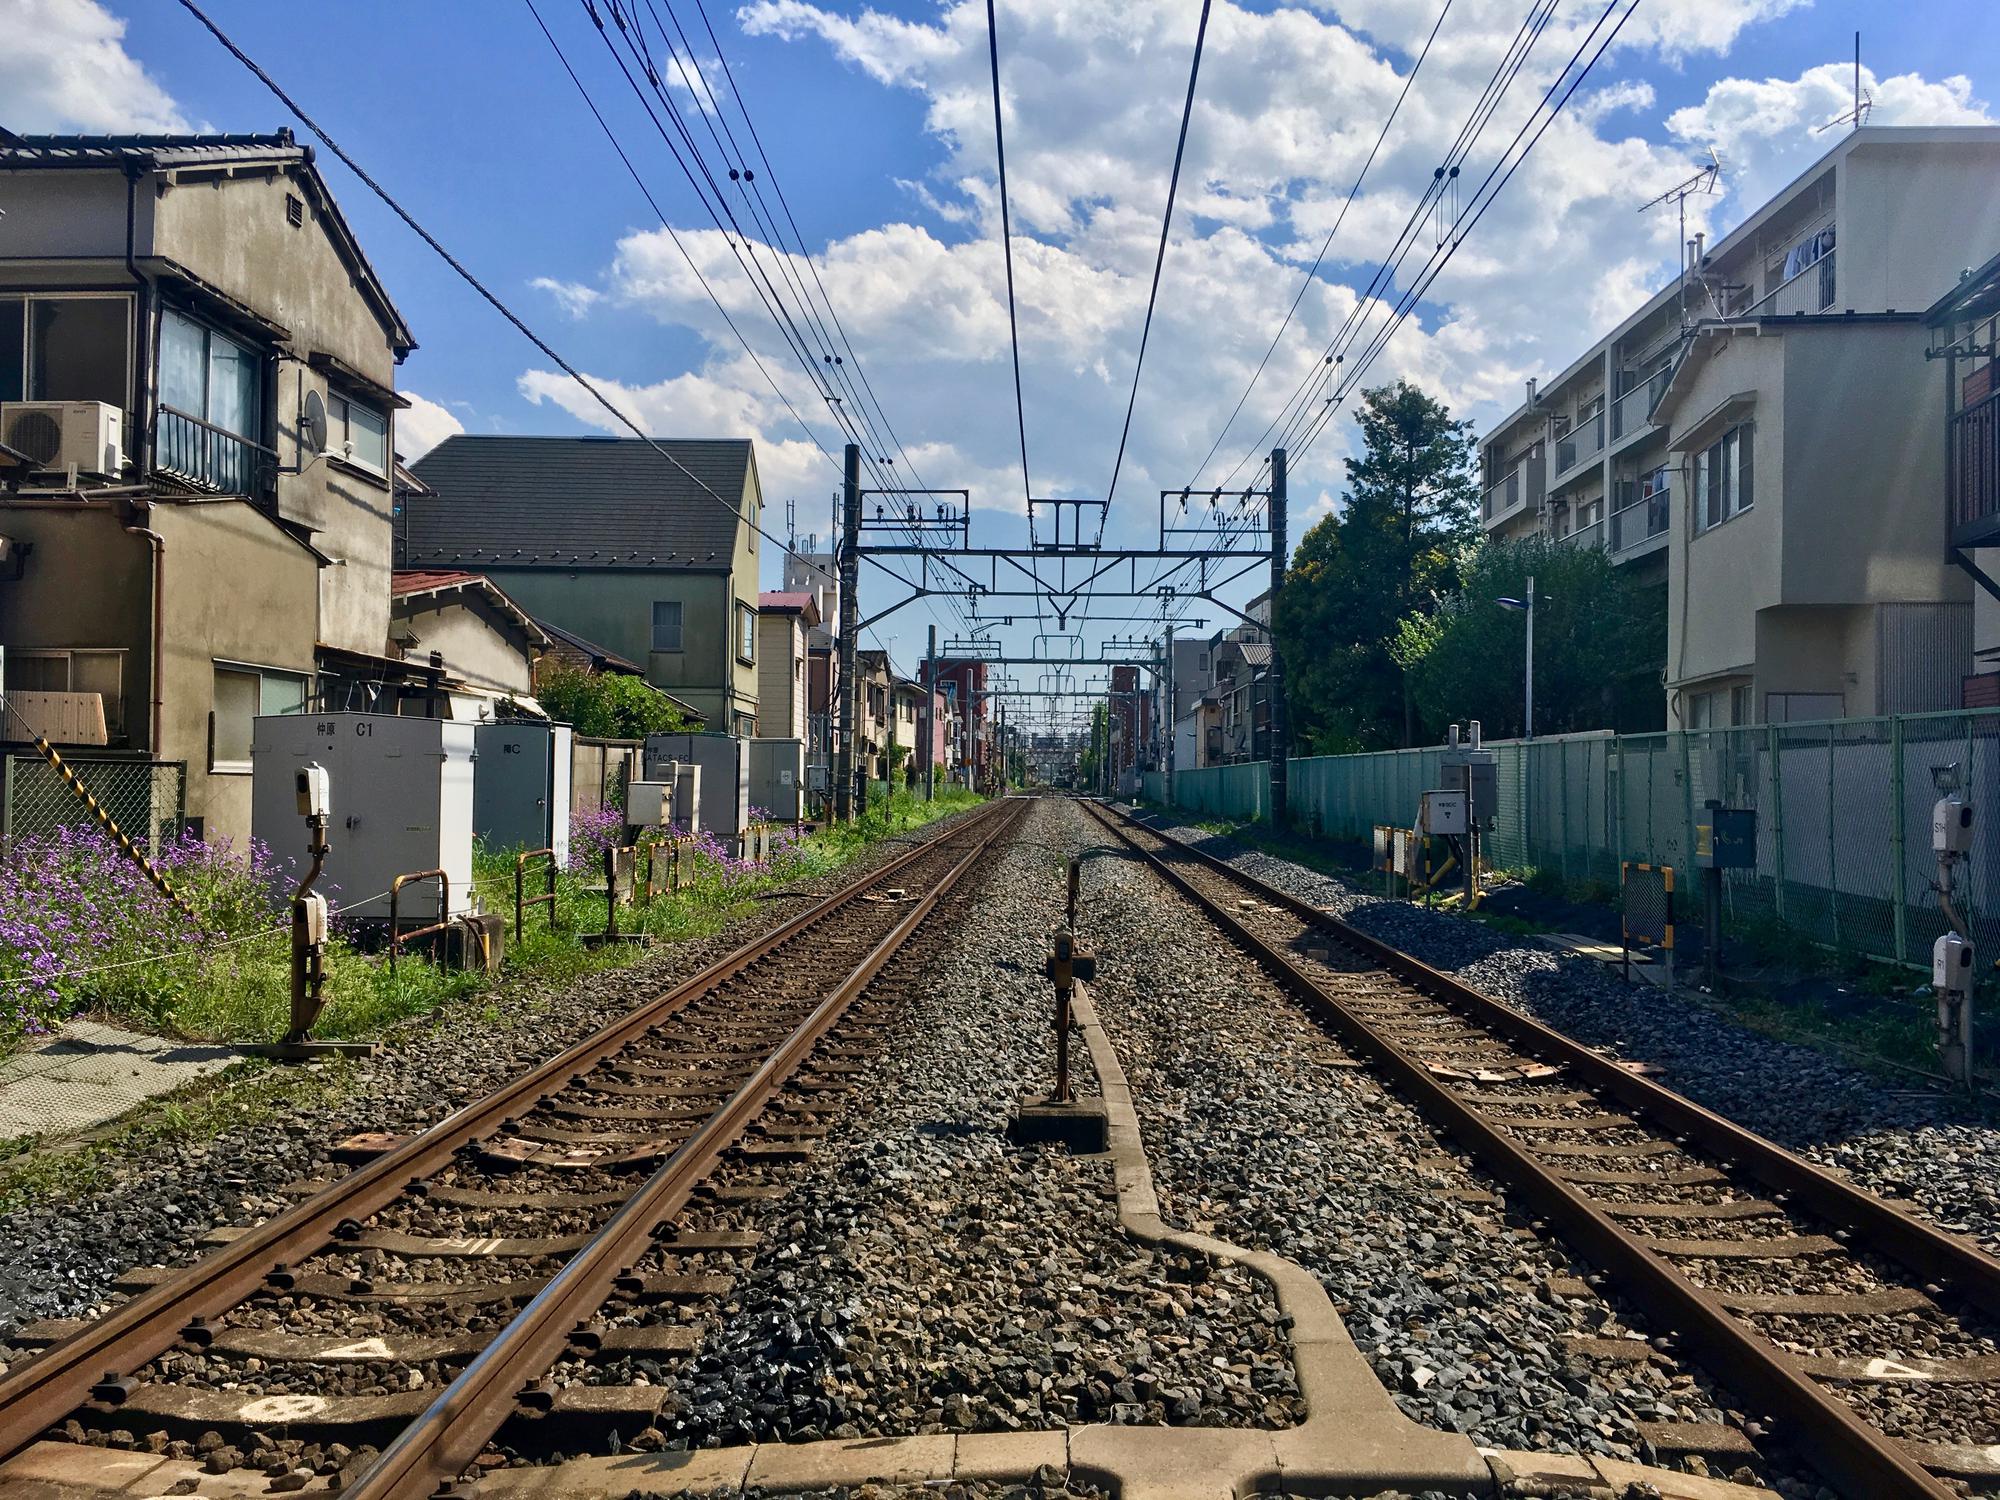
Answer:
[{"xmin": 18, "ymin": 728, "xmax": 201, "ymax": 922}]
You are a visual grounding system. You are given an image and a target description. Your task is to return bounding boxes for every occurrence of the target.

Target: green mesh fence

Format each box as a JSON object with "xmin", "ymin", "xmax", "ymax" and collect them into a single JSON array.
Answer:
[
  {"xmin": 1, "ymin": 755, "xmax": 187, "ymax": 856},
  {"xmin": 1156, "ymin": 710, "xmax": 2000, "ymax": 967}
]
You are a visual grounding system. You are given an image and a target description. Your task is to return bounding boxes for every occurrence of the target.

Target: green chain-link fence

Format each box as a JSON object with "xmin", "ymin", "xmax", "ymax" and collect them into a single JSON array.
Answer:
[
  {"xmin": 1155, "ymin": 709, "xmax": 2000, "ymax": 967},
  {"xmin": 1, "ymin": 754, "xmax": 186, "ymax": 856}
]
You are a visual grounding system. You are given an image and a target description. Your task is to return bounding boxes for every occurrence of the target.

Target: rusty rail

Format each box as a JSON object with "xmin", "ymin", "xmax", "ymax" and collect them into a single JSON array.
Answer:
[
  {"xmin": 339, "ymin": 798, "xmax": 1022, "ymax": 1500},
  {"xmin": 514, "ymin": 848, "xmax": 557, "ymax": 939},
  {"xmin": 1087, "ymin": 801, "xmax": 1983, "ymax": 1500},
  {"xmin": 387, "ymin": 868, "xmax": 450, "ymax": 976},
  {"xmin": 0, "ymin": 798, "xmax": 1013, "ymax": 1467}
]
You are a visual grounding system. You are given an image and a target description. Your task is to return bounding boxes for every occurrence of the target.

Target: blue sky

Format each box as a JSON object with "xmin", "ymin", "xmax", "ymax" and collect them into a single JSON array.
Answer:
[{"xmin": 7, "ymin": 0, "xmax": 1999, "ymax": 687}]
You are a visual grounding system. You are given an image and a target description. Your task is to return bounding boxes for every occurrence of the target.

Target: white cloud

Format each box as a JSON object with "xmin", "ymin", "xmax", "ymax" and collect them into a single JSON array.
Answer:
[
  {"xmin": 0, "ymin": 0, "xmax": 188, "ymax": 133},
  {"xmin": 396, "ymin": 391, "xmax": 465, "ymax": 463},
  {"xmin": 529, "ymin": 277, "xmax": 602, "ymax": 318}
]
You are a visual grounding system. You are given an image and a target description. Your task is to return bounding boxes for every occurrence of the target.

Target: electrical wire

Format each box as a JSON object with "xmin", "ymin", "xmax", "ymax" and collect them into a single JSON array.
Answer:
[{"xmin": 984, "ymin": 0, "xmax": 1033, "ymax": 512}]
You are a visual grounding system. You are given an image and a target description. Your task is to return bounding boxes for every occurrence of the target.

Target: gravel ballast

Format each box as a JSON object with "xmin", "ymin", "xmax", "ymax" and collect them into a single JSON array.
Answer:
[
  {"xmin": 0, "ymin": 810, "xmax": 990, "ymax": 1348},
  {"xmin": 656, "ymin": 798, "xmax": 1302, "ymax": 1448},
  {"xmin": 1141, "ymin": 809, "xmax": 2000, "ymax": 1262},
  {"xmin": 1068, "ymin": 801, "xmax": 1774, "ymax": 1483}
]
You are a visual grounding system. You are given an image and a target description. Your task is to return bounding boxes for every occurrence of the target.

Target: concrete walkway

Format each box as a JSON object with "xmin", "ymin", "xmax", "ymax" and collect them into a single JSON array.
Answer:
[{"xmin": 0, "ymin": 1020, "xmax": 237, "ymax": 1143}]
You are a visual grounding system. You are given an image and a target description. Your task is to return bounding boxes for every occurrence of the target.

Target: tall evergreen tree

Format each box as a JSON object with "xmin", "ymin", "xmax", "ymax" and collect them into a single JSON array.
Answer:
[{"xmin": 1272, "ymin": 381, "xmax": 1479, "ymax": 750}]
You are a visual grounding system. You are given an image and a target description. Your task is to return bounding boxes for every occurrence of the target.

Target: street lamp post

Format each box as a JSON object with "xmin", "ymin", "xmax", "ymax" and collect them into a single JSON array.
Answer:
[{"xmin": 1496, "ymin": 574, "xmax": 1536, "ymax": 740}]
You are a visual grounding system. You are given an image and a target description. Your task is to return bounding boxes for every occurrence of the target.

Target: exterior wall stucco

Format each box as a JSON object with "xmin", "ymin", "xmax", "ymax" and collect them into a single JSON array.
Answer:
[
  {"xmin": 393, "ymin": 599, "xmax": 534, "ymax": 698},
  {"xmin": 0, "ymin": 502, "xmax": 151, "ymax": 742}
]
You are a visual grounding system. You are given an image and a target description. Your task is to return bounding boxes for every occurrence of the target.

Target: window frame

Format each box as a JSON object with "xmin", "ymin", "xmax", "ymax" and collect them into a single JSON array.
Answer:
[
  {"xmin": 328, "ymin": 391, "xmax": 389, "ymax": 478},
  {"xmin": 158, "ymin": 306, "xmax": 264, "ymax": 441},
  {"xmin": 0, "ymin": 291, "xmax": 135, "ymax": 412},
  {"xmin": 5, "ymin": 647, "xmax": 127, "ymax": 739},
  {"xmin": 736, "ymin": 601, "xmax": 756, "ymax": 665},
  {"xmin": 651, "ymin": 599, "xmax": 684, "ymax": 653},
  {"xmin": 1693, "ymin": 421, "xmax": 1755, "ymax": 534},
  {"xmin": 208, "ymin": 659, "xmax": 309, "ymax": 775}
]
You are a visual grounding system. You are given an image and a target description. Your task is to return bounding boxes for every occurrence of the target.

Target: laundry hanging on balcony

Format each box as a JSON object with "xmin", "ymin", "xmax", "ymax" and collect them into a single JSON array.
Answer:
[{"xmin": 1782, "ymin": 225, "xmax": 1835, "ymax": 282}]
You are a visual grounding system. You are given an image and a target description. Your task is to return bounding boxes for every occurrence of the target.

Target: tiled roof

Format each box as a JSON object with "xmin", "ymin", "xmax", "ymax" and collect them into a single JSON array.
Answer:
[
  {"xmin": 405, "ymin": 436, "xmax": 758, "ymax": 568},
  {"xmin": 0, "ymin": 131, "xmax": 306, "ymax": 169},
  {"xmin": 390, "ymin": 569, "xmax": 481, "ymax": 596},
  {"xmin": 390, "ymin": 570, "xmax": 550, "ymax": 648},
  {"xmin": 536, "ymin": 617, "xmax": 645, "ymax": 676}
]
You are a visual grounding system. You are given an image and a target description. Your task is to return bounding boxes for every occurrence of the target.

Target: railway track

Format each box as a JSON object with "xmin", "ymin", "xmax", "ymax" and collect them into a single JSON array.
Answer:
[
  {"xmin": 0, "ymin": 795, "xmax": 1024, "ymax": 1500},
  {"xmin": 1084, "ymin": 799, "xmax": 2000, "ymax": 1500}
]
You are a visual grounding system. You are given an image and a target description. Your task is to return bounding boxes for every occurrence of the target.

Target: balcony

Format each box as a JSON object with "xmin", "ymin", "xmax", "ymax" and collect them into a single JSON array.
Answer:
[
  {"xmin": 1552, "ymin": 411, "xmax": 1605, "ymax": 484},
  {"xmin": 1949, "ymin": 387, "xmax": 2000, "ymax": 547},
  {"xmin": 1561, "ymin": 518, "xmax": 1606, "ymax": 552},
  {"xmin": 1610, "ymin": 481, "xmax": 1671, "ymax": 558},
  {"xmin": 1746, "ymin": 247, "xmax": 1836, "ymax": 318},
  {"xmin": 1610, "ymin": 363, "xmax": 1673, "ymax": 443},
  {"xmin": 1482, "ymin": 469, "xmax": 1522, "ymax": 525},
  {"xmin": 154, "ymin": 405, "xmax": 275, "ymax": 495}
]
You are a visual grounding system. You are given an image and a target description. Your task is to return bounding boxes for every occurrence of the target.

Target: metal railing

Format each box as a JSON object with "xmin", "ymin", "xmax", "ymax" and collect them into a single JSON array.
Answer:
[
  {"xmin": 514, "ymin": 848, "xmax": 557, "ymax": 939},
  {"xmin": 1554, "ymin": 412, "xmax": 1605, "ymax": 477},
  {"xmin": 1950, "ymin": 386, "xmax": 2000, "ymax": 537},
  {"xmin": 1746, "ymin": 247, "xmax": 1836, "ymax": 318},
  {"xmin": 1611, "ymin": 483, "xmax": 1671, "ymax": 553},
  {"xmin": 154, "ymin": 404, "xmax": 275, "ymax": 495},
  {"xmin": 1611, "ymin": 365, "xmax": 1672, "ymax": 440},
  {"xmin": 1560, "ymin": 518, "xmax": 1606, "ymax": 552},
  {"xmin": 1482, "ymin": 469, "xmax": 1522, "ymax": 523},
  {"xmin": 388, "ymin": 869, "xmax": 451, "ymax": 975}
]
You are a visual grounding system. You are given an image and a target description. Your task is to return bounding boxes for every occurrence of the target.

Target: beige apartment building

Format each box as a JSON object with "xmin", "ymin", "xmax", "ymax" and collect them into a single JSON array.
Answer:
[{"xmin": 1478, "ymin": 126, "xmax": 2000, "ymax": 728}]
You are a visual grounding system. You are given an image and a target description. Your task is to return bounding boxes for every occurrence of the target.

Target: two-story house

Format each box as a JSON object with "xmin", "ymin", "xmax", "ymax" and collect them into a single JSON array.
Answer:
[
  {"xmin": 405, "ymin": 435, "xmax": 765, "ymax": 734},
  {"xmin": 0, "ymin": 130, "xmax": 416, "ymax": 844},
  {"xmin": 1476, "ymin": 125, "xmax": 2000, "ymax": 729}
]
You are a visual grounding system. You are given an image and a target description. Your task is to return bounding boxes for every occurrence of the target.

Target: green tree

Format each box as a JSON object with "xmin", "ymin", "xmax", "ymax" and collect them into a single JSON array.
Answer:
[
  {"xmin": 1392, "ymin": 536, "xmax": 1666, "ymax": 737},
  {"xmin": 535, "ymin": 662, "xmax": 696, "ymax": 738},
  {"xmin": 1272, "ymin": 381, "xmax": 1479, "ymax": 750}
]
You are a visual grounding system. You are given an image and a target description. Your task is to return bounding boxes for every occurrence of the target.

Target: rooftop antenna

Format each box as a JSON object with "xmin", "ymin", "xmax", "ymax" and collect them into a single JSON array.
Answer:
[
  {"xmin": 1817, "ymin": 33, "xmax": 1871, "ymax": 133},
  {"xmin": 1639, "ymin": 146, "xmax": 1723, "ymax": 327}
]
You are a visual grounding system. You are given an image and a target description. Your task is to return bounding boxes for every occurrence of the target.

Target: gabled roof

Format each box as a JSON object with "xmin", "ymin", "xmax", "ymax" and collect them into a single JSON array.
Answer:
[
  {"xmin": 405, "ymin": 436, "xmax": 759, "ymax": 569},
  {"xmin": 0, "ymin": 129, "xmax": 415, "ymax": 357},
  {"xmin": 390, "ymin": 569, "xmax": 551, "ymax": 650},
  {"xmin": 757, "ymin": 590, "xmax": 822, "ymax": 627},
  {"xmin": 536, "ymin": 616, "xmax": 645, "ymax": 675}
]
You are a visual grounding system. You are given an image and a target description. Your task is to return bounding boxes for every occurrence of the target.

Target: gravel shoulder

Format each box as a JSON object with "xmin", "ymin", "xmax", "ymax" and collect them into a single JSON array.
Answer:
[
  {"xmin": 0, "ymin": 808, "xmax": 990, "ymax": 1345},
  {"xmin": 656, "ymin": 798, "xmax": 1302, "ymax": 1448},
  {"xmin": 1141, "ymin": 807, "xmax": 2000, "ymax": 1262}
]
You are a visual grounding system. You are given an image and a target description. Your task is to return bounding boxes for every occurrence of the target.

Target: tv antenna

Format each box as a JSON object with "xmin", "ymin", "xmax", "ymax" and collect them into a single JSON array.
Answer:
[
  {"xmin": 1640, "ymin": 146, "xmax": 1723, "ymax": 326},
  {"xmin": 1816, "ymin": 34, "xmax": 1870, "ymax": 133}
]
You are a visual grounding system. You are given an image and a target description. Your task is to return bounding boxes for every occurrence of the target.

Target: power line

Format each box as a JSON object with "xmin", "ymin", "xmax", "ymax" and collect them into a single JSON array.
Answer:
[
  {"xmin": 172, "ymin": 0, "xmax": 835, "ymax": 580},
  {"xmin": 984, "ymin": 0, "xmax": 1033, "ymax": 512},
  {"xmin": 1187, "ymin": 0, "xmax": 1453, "ymax": 491},
  {"xmin": 1104, "ymin": 0, "xmax": 1213, "ymax": 507}
]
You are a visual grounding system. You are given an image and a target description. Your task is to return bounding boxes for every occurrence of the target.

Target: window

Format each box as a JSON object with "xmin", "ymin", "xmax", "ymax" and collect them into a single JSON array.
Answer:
[
  {"xmin": 0, "ymin": 294, "xmax": 131, "ymax": 410},
  {"xmin": 6, "ymin": 649, "xmax": 126, "ymax": 738},
  {"xmin": 736, "ymin": 602, "xmax": 756, "ymax": 664},
  {"xmin": 210, "ymin": 662, "xmax": 307, "ymax": 772},
  {"xmin": 1730, "ymin": 684, "xmax": 1753, "ymax": 727},
  {"xmin": 1686, "ymin": 690, "xmax": 1713, "ymax": 730},
  {"xmin": 159, "ymin": 309, "xmax": 264, "ymax": 491},
  {"xmin": 651, "ymin": 600, "xmax": 683, "ymax": 652},
  {"xmin": 1694, "ymin": 423, "xmax": 1754, "ymax": 532},
  {"xmin": 329, "ymin": 392, "xmax": 388, "ymax": 477}
]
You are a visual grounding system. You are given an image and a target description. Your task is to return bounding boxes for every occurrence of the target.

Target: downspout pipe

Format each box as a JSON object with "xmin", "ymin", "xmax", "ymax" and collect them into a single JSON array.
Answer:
[
  {"xmin": 122, "ymin": 516, "xmax": 165, "ymax": 757},
  {"xmin": 123, "ymin": 163, "xmax": 154, "ymax": 476}
]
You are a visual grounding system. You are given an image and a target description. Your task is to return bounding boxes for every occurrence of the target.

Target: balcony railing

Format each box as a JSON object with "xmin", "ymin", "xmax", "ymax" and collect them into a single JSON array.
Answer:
[
  {"xmin": 1554, "ymin": 412, "xmax": 1605, "ymax": 477},
  {"xmin": 1746, "ymin": 247, "xmax": 1836, "ymax": 318},
  {"xmin": 1950, "ymin": 387, "xmax": 2000, "ymax": 542},
  {"xmin": 1610, "ymin": 482, "xmax": 1671, "ymax": 553},
  {"xmin": 1611, "ymin": 363, "xmax": 1673, "ymax": 441},
  {"xmin": 1561, "ymin": 518, "xmax": 1606, "ymax": 552},
  {"xmin": 1482, "ymin": 468, "xmax": 1521, "ymax": 523},
  {"xmin": 155, "ymin": 405, "xmax": 275, "ymax": 495}
]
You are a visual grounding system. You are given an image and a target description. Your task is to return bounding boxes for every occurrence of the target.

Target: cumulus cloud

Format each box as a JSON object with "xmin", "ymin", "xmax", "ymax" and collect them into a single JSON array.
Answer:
[
  {"xmin": 529, "ymin": 277, "xmax": 603, "ymax": 318},
  {"xmin": 396, "ymin": 392, "xmax": 466, "ymax": 463},
  {"xmin": 0, "ymin": 0, "xmax": 188, "ymax": 133}
]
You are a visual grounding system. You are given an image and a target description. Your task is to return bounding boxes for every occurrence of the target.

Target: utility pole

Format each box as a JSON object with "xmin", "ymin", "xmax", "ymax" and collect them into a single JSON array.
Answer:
[
  {"xmin": 888, "ymin": 669, "xmax": 899, "ymax": 800},
  {"xmin": 1163, "ymin": 622, "xmax": 1176, "ymax": 807},
  {"xmin": 998, "ymin": 699, "xmax": 1008, "ymax": 794},
  {"xmin": 923, "ymin": 623, "xmax": 937, "ymax": 802},
  {"xmin": 835, "ymin": 443, "xmax": 860, "ymax": 823},
  {"xmin": 1268, "ymin": 447, "xmax": 1289, "ymax": 829}
]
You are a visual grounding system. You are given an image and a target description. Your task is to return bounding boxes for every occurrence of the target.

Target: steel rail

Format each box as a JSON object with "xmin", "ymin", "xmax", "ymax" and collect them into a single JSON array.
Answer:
[
  {"xmin": 344, "ymin": 797, "xmax": 1024, "ymax": 1500},
  {"xmin": 0, "ymin": 798, "xmax": 1015, "ymax": 1465},
  {"xmin": 1085, "ymin": 801, "xmax": 1965, "ymax": 1500}
]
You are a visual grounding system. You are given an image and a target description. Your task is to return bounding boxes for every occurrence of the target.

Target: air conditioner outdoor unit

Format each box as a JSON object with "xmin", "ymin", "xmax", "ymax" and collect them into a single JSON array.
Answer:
[{"xmin": 0, "ymin": 401, "xmax": 124, "ymax": 476}]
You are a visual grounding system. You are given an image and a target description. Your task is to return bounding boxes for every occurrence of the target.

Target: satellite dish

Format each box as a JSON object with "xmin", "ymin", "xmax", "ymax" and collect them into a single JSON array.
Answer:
[{"xmin": 301, "ymin": 389, "xmax": 328, "ymax": 456}]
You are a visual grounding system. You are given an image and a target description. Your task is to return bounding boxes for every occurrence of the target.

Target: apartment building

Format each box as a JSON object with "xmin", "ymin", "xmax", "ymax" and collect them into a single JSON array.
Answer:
[
  {"xmin": 1477, "ymin": 126, "xmax": 2000, "ymax": 727},
  {"xmin": 0, "ymin": 130, "xmax": 416, "ymax": 844},
  {"xmin": 1931, "ymin": 249, "xmax": 2000, "ymax": 694}
]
